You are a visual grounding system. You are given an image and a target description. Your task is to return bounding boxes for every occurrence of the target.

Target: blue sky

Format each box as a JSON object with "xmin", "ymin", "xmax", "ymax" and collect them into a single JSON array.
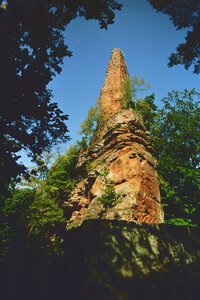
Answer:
[
  {"xmin": 48, "ymin": 0, "xmax": 199, "ymax": 147},
  {"xmin": 21, "ymin": 0, "xmax": 200, "ymax": 167}
]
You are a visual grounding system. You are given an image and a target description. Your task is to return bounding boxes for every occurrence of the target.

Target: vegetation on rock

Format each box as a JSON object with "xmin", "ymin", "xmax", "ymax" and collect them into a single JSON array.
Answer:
[
  {"xmin": 1, "ymin": 1, "xmax": 200, "ymax": 294},
  {"xmin": 121, "ymin": 75, "xmax": 150, "ymax": 109},
  {"xmin": 71, "ymin": 73, "xmax": 200, "ymax": 227},
  {"xmin": 119, "ymin": 84, "xmax": 200, "ymax": 226},
  {"xmin": 97, "ymin": 167, "xmax": 118, "ymax": 208},
  {"xmin": 2, "ymin": 81, "xmax": 199, "ymax": 265}
]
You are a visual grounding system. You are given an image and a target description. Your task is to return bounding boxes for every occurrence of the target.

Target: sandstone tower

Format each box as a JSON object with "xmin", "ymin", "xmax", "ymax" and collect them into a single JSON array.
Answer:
[
  {"xmin": 63, "ymin": 49, "xmax": 164, "ymax": 227},
  {"xmin": 99, "ymin": 48, "xmax": 129, "ymax": 119}
]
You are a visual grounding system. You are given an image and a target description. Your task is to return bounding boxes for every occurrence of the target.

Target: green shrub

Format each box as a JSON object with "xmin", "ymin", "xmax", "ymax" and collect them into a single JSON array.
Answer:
[
  {"xmin": 97, "ymin": 167, "xmax": 118, "ymax": 208},
  {"xmin": 46, "ymin": 145, "xmax": 82, "ymax": 202},
  {"xmin": 120, "ymin": 75, "xmax": 150, "ymax": 109}
]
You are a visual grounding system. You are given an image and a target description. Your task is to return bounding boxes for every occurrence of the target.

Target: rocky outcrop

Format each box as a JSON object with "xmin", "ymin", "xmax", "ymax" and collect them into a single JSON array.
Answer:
[
  {"xmin": 61, "ymin": 220, "xmax": 200, "ymax": 300},
  {"xmin": 99, "ymin": 48, "xmax": 129, "ymax": 120},
  {"xmin": 63, "ymin": 49, "xmax": 164, "ymax": 228},
  {"xmin": 4, "ymin": 220, "xmax": 200, "ymax": 300},
  {"xmin": 63, "ymin": 108, "xmax": 163, "ymax": 227}
]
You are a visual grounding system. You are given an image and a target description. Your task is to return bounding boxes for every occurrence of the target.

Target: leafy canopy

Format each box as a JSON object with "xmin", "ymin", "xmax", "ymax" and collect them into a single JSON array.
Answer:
[
  {"xmin": 0, "ymin": 0, "xmax": 122, "ymax": 200},
  {"xmin": 0, "ymin": 0, "xmax": 122, "ymax": 262},
  {"xmin": 148, "ymin": 0, "xmax": 200, "ymax": 73},
  {"xmin": 0, "ymin": 144, "xmax": 83, "ymax": 262},
  {"xmin": 135, "ymin": 93, "xmax": 157, "ymax": 130},
  {"xmin": 121, "ymin": 75, "xmax": 156, "ymax": 130},
  {"xmin": 78, "ymin": 99, "xmax": 100, "ymax": 147},
  {"xmin": 121, "ymin": 75, "xmax": 150, "ymax": 109},
  {"xmin": 46, "ymin": 145, "xmax": 83, "ymax": 202},
  {"xmin": 151, "ymin": 89, "xmax": 200, "ymax": 225}
]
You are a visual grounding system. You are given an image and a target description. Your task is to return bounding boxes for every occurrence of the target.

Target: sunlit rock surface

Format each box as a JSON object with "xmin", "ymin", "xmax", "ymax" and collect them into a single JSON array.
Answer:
[
  {"xmin": 99, "ymin": 48, "xmax": 129, "ymax": 119},
  {"xmin": 63, "ymin": 49, "xmax": 163, "ymax": 227}
]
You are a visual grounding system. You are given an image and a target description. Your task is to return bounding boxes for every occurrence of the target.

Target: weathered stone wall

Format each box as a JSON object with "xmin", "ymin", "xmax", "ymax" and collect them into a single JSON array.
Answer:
[
  {"xmin": 63, "ymin": 108, "xmax": 163, "ymax": 227},
  {"xmin": 62, "ymin": 220, "xmax": 200, "ymax": 300},
  {"xmin": 2, "ymin": 220, "xmax": 200, "ymax": 300}
]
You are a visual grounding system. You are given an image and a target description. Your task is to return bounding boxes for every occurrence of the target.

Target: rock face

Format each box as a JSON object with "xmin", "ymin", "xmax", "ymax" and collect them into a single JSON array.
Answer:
[
  {"xmin": 5, "ymin": 220, "xmax": 200, "ymax": 300},
  {"xmin": 99, "ymin": 48, "xmax": 129, "ymax": 119},
  {"xmin": 63, "ymin": 49, "xmax": 164, "ymax": 228},
  {"xmin": 61, "ymin": 220, "xmax": 200, "ymax": 300},
  {"xmin": 62, "ymin": 220, "xmax": 200, "ymax": 300}
]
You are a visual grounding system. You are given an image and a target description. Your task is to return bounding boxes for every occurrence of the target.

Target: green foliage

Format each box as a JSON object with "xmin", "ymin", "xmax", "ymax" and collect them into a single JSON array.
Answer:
[
  {"xmin": 3, "ymin": 188, "xmax": 35, "ymax": 219},
  {"xmin": 16, "ymin": 151, "xmax": 66, "ymax": 236},
  {"xmin": 0, "ymin": 143, "xmax": 88, "ymax": 262},
  {"xmin": 0, "ymin": 182, "xmax": 66, "ymax": 262},
  {"xmin": 148, "ymin": 0, "xmax": 200, "ymax": 73},
  {"xmin": 0, "ymin": 222, "xmax": 11, "ymax": 262},
  {"xmin": 67, "ymin": 221, "xmax": 81, "ymax": 231},
  {"xmin": 151, "ymin": 89, "xmax": 200, "ymax": 225},
  {"xmin": 121, "ymin": 75, "xmax": 150, "ymax": 109},
  {"xmin": 121, "ymin": 75, "xmax": 155, "ymax": 130},
  {"xmin": 134, "ymin": 94, "xmax": 157, "ymax": 130},
  {"xmin": 79, "ymin": 99, "xmax": 100, "ymax": 146},
  {"xmin": 166, "ymin": 218, "xmax": 196, "ymax": 227},
  {"xmin": 97, "ymin": 167, "xmax": 118, "ymax": 208},
  {"xmin": 77, "ymin": 137, "xmax": 88, "ymax": 152},
  {"xmin": 28, "ymin": 186, "xmax": 65, "ymax": 237},
  {"xmin": 130, "ymin": 75, "xmax": 151, "ymax": 108},
  {"xmin": 46, "ymin": 145, "xmax": 82, "ymax": 202},
  {"xmin": 0, "ymin": 148, "xmax": 76, "ymax": 262},
  {"xmin": 98, "ymin": 184, "xmax": 117, "ymax": 208},
  {"xmin": 86, "ymin": 159, "xmax": 98, "ymax": 172},
  {"xmin": 0, "ymin": 0, "xmax": 122, "ymax": 203},
  {"xmin": 120, "ymin": 78, "xmax": 133, "ymax": 108},
  {"xmin": 0, "ymin": 188, "xmax": 35, "ymax": 262}
]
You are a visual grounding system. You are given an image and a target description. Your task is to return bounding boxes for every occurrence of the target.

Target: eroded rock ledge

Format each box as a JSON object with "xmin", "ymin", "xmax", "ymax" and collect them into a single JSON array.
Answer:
[
  {"xmin": 62, "ymin": 219, "xmax": 200, "ymax": 300},
  {"xmin": 63, "ymin": 108, "xmax": 164, "ymax": 227},
  {"xmin": 63, "ymin": 48, "xmax": 163, "ymax": 228}
]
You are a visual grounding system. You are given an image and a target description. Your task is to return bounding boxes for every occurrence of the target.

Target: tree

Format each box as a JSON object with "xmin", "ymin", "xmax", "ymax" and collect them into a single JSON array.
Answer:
[
  {"xmin": 0, "ymin": 151, "xmax": 67, "ymax": 262},
  {"xmin": 148, "ymin": 0, "xmax": 200, "ymax": 73},
  {"xmin": 0, "ymin": 188, "xmax": 36, "ymax": 262},
  {"xmin": 151, "ymin": 89, "xmax": 200, "ymax": 225},
  {"xmin": 45, "ymin": 144, "xmax": 86, "ymax": 207},
  {"xmin": 78, "ymin": 99, "xmax": 100, "ymax": 146},
  {"xmin": 120, "ymin": 75, "xmax": 156, "ymax": 130},
  {"xmin": 0, "ymin": 0, "xmax": 122, "ymax": 200},
  {"xmin": 130, "ymin": 75, "xmax": 151, "ymax": 108},
  {"xmin": 135, "ymin": 93, "xmax": 157, "ymax": 130},
  {"xmin": 121, "ymin": 75, "xmax": 150, "ymax": 109}
]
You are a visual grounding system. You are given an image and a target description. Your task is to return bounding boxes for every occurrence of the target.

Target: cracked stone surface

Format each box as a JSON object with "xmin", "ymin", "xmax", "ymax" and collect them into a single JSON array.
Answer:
[
  {"xmin": 63, "ymin": 49, "xmax": 164, "ymax": 228},
  {"xmin": 63, "ymin": 109, "xmax": 164, "ymax": 228}
]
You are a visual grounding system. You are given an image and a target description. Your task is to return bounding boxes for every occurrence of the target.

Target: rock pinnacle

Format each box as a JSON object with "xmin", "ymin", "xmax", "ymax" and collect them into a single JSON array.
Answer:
[{"xmin": 99, "ymin": 48, "xmax": 129, "ymax": 119}]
